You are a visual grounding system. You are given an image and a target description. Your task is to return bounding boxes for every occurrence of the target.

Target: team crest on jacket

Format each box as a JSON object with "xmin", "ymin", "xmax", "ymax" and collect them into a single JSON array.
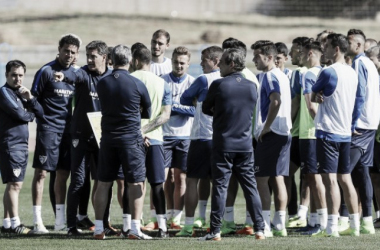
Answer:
[
  {"xmin": 39, "ymin": 155, "xmax": 47, "ymax": 164},
  {"xmin": 72, "ymin": 139, "xmax": 79, "ymax": 148},
  {"xmin": 13, "ymin": 168, "xmax": 21, "ymax": 177}
]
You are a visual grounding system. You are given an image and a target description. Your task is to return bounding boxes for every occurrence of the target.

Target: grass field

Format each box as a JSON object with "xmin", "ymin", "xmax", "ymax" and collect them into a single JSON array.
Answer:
[{"xmin": 1, "ymin": 156, "xmax": 379, "ymax": 249}]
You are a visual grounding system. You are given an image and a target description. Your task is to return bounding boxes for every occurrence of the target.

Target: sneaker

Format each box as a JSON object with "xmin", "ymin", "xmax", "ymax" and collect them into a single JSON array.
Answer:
[
  {"xmin": 286, "ymin": 216, "xmax": 307, "ymax": 228},
  {"xmin": 193, "ymin": 218, "xmax": 206, "ymax": 228},
  {"xmin": 273, "ymin": 228, "xmax": 287, "ymax": 237},
  {"xmin": 299, "ymin": 225, "xmax": 321, "ymax": 235},
  {"xmin": 94, "ymin": 232, "xmax": 106, "ymax": 240},
  {"xmin": 67, "ymin": 227, "xmax": 82, "ymax": 236},
  {"xmin": 54, "ymin": 223, "xmax": 67, "ymax": 231},
  {"xmin": 236, "ymin": 224, "xmax": 254, "ymax": 235},
  {"xmin": 312, "ymin": 229, "xmax": 339, "ymax": 237},
  {"xmin": 264, "ymin": 229, "xmax": 273, "ymax": 238},
  {"xmin": 221, "ymin": 221, "xmax": 236, "ymax": 235},
  {"xmin": 170, "ymin": 222, "xmax": 182, "ymax": 230},
  {"xmin": 373, "ymin": 218, "xmax": 380, "ymax": 228},
  {"xmin": 11, "ymin": 224, "xmax": 32, "ymax": 235},
  {"xmin": 119, "ymin": 229, "xmax": 130, "ymax": 238},
  {"xmin": 338, "ymin": 219, "xmax": 350, "ymax": 232},
  {"xmin": 255, "ymin": 232, "xmax": 266, "ymax": 240},
  {"xmin": 175, "ymin": 225, "xmax": 195, "ymax": 237},
  {"xmin": 157, "ymin": 228, "xmax": 169, "ymax": 238},
  {"xmin": 198, "ymin": 232, "xmax": 221, "ymax": 241},
  {"xmin": 104, "ymin": 225, "xmax": 119, "ymax": 236},
  {"xmin": 33, "ymin": 223, "xmax": 49, "ymax": 234},
  {"xmin": 77, "ymin": 216, "xmax": 95, "ymax": 231},
  {"xmin": 128, "ymin": 231, "xmax": 153, "ymax": 240},
  {"xmin": 1, "ymin": 226, "xmax": 11, "ymax": 233},
  {"xmin": 360, "ymin": 220, "xmax": 375, "ymax": 234},
  {"xmin": 142, "ymin": 219, "xmax": 158, "ymax": 231},
  {"xmin": 339, "ymin": 227, "xmax": 360, "ymax": 236}
]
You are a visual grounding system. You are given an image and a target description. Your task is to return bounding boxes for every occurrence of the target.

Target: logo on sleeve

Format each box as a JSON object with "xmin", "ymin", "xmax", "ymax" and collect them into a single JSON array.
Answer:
[
  {"xmin": 72, "ymin": 139, "xmax": 79, "ymax": 148},
  {"xmin": 39, "ymin": 155, "xmax": 47, "ymax": 164},
  {"xmin": 13, "ymin": 168, "xmax": 21, "ymax": 177}
]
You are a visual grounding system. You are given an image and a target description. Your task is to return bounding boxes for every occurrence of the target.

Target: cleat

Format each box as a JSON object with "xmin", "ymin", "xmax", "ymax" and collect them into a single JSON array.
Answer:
[
  {"xmin": 286, "ymin": 216, "xmax": 307, "ymax": 228},
  {"xmin": 128, "ymin": 231, "xmax": 152, "ymax": 240},
  {"xmin": 175, "ymin": 225, "xmax": 195, "ymax": 237},
  {"xmin": 338, "ymin": 219, "xmax": 350, "ymax": 232},
  {"xmin": 157, "ymin": 228, "xmax": 169, "ymax": 238},
  {"xmin": 264, "ymin": 229, "xmax": 273, "ymax": 238},
  {"xmin": 33, "ymin": 223, "xmax": 49, "ymax": 234},
  {"xmin": 94, "ymin": 232, "xmax": 106, "ymax": 240},
  {"xmin": 236, "ymin": 224, "xmax": 254, "ymax": 235},
  {"xmin": 339, "ymin": 227, "xmax": 360, "ymax": 236},
  {"xmin": 67, "ymin": 227, "xmax": 82, "ymax": 236},
  {"xmin": 142, "ymin": 219, "xmax": 158, "ymax": 231},
  {"xmin": 54, "ymin": 223, "xmax": 67, "ymax": 231},
  {"xmin": 1, "ymin": 226, "xmax": 11, "ymax": 233},
  {"xmin": 77, "ymin": 216, "xmax": 95, "ymax": 231},
  {"xmin": 104, "ymin": 225, "xmax": 119, "ymax": 236},
  {"xmin": 312, "ymin": 229, "xmax": 339, "ymax": 237},
  {"xmin": 273, "ymin": 228, "xmax": 287, "ymax": 237},
  {"xmin": 221, "ymin": 221, "xmax": 236, "ymax": 235},
  {"xmin": 119, "ymin": 229, "xmax": 130, "ymax": 238},
  {"xmin": 255, "ymin": 232, "xmax": 266, "ymax": 240},
  {"xmin": 170, "ymin": 222, "xmax": 182, "ymax": 230},
  {"xmin": 12, "ymin": 224, "xmax": 32, "ymax": 235},
  {"xmin": 299, "ymin": 225, "xmax": 321, "ymax": 235},
  {"xmin": 198, "ymin": 232, "xmax": 221, "ymax": 241},
  {"xmin": 360, "ymin": 220, "xmax": 375, "ymax": 234},
  {"xmin": 373, "ymin": 218, "xmax": 380, "ymax": 228},
  {"xmin": 193, "ymin": 218, "xmax": 206, "ymax": 228}
]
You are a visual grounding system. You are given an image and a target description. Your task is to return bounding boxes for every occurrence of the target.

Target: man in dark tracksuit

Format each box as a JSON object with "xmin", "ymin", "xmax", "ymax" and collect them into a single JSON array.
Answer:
[
  {"xmin": 0, "ymin": 60, "xmax": 43, "ymax": 234},
  {"xmin": 201, "ymin": 48, "xmax": 265, "ymax": 241}
]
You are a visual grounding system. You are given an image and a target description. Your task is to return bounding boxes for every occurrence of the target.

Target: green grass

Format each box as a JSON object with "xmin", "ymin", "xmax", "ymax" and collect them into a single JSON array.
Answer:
[{"xmin": 1, "ymin": 155, "xmax": 379, "ymax": 249}]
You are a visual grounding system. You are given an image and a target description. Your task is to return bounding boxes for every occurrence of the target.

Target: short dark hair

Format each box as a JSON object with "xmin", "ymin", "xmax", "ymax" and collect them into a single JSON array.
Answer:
[
  {"xmin": 201, "ymin": 46, "xmax": 223, "ymax": 61},
  {"xmin": 292, "ymin": 37, "xmax": 310, "ymax": 45},
  {"xmin": 6, "ymin": 60, "xmax": 26, "ymax": 74},
  {"xmin": 316, "ymin": 30, "xmax": 334, "ymax": 42},
  {"xmin": 152, "ymin": 29, "xmax": 170, "ymax": 43},
  {"xmin": 59, "ymin": 34, "xmax": 81, "ymax": 48},
  {"xmin": 131, "ymin": 42, "xmax": 147, "ymax": 55},
  {"xmin": 223, "ymin": 48, "xmax": 245, "ymax": 72},
  {"xmin": 132, "ymin": 48, "xmax": 152, "ymax": 65},
  {"xmin": 303, "ymin": 41, "xmax": 323, "ymax": 54},
  {"xmin": 275, "ymin": 42, "xmax": 289, "ymax": 56},
  {"xmin": 172, "ymin": 46, "xmax": 191, "ymax": 60},
  {"xmin": 222, "ymin": 37, "xmax": 247, "ymax": 57},
  {"xmin": 107, "ymin": 46, "xmax": 113, "ymax": 60},
  {"xmin": 112, "ymin": 45, "xmax": 132, "ymax": 66},
  {"xmin": 347, "ymin": 29, "xmax": 366, "ymax": 40},
  {"xmin": 86, "ymin": 40, "xmax": 108, "ymax": 55},
  {"xmin": 327, "ymin": 33, "xmax": 349, "ymax": 53},
  {"xmin": 251, "ymin": 40, "xmax": 277, "ymax": 56}
]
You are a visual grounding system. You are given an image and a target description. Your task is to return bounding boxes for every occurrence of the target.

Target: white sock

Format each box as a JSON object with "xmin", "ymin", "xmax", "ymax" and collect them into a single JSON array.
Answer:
[
  {"xmin": 166, "ymin": 210, "xmax": 173, "ymax": 220},
  {"xmin": 10, "ymin": 217, "xmax": 20, "ymax": 229},
  {"xmin": 55, "ymin": 204, "xmax": 65, "ymax": 225},
  {"xmin": 150, "ymin": 209, "xmax": 157, "ymax": 219},
  {"xmin": 157, "ymin": 214, "xmax": 167, "ymax": 231},
  {"xmin": 317, "ymin": 208, "xmax": 327, "ymax": 230},
  {"xmin": 131, "ymin": 219, "xmax": 141, "ymax": 235},
  {"xmin": 77, "ymin": 214, "xmax": 87, "ymax": 221},
  {"xmin": 297, "ymin": 205, "xmax": 308, "ymax": 220},
  {"xmin": 122, "ymin": 214, "xmax": 131, "ymax": 231},
  {"xmin": 262, "ymin": 210, "xmax": 271, "ymax": 231},
  {"xmin": 33, "ymin": 205, "xmax": 42, "ymax": 224},
  {"xmin": 376, "ymin": 210, "xmax": 380, "ymax": 219},
  {"xmin": 185, "ymin": 217, "xmax": 194, "ymax": 226},
  {"xmin": 273, "ymin": 210, "xmax": 286, "ymax": 230},
  {"xmin": 198, "ymin": 200, "xmax": 208, "ymax": 220},
  {"xmin": 326, "ymin": 214, "xmax": 339, "ymax": 234},
  {"xmin": 308, "ymin": 213, "xmax": 318, "ymax": 227},
  {"xmin": 3, "ymin": 218, "xmax": 11, "ymax": 229},
  {"xmin": 223, "ymin": 206, "xmax": 234, "ymax": 222},
  {"xmin": 245, "ymin": 210, "xmax": 253, "ymax": 225},
  {"xmin": 94, "ymin": 220, "xmax": 103, "ymax": 235},
  {"xmin": 363, "ymin": 216, "xmax": 373, "ymax": 222},
  {"xmin": 173, "ymin": 210, "xmax": 182, "ymax": 224},
  {"xmin": 339, "ymin": 216, "xmax": 349, "ymax": 223},
  {"xmin": 349, "ymin": 213, "xmax": 360, "ymax": 230}
]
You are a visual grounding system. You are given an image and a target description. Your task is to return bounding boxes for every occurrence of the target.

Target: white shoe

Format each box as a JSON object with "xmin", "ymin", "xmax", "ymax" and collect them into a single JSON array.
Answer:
[
  {"xmin": 33, "ymin": 223, "xmax": 49, "ymax": 234},
  {"xmin": 128, "ymin": 231, "xmax": 153, "ymax": 240},
  {"xmin": 198, "ymin": 233, "xmax": 221, "ymax": 241},
  {"xmin": 54, "ymin": 223, "xmax": 67, "ymax": 231}
]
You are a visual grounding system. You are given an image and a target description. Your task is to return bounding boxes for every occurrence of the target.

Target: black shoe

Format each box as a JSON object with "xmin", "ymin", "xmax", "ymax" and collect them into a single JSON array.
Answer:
[
  {"xmin": 76, "ymin": 217, "xmax": 95, "ymax": 231},
  {"xmin": 11, "ymin": 224, "xmax": 32, "ymax": 234},
  {"xmin": 1, "ymin": 226, "xmax": 11, "ymax": 233},
  {"xmin": 67, "ymin": 227, "xmax": 82, "ymax": 236},
  {"xmin": 119, "ymin": 229, "xmax": 130, "ymax": 238},
  {"xmin": 104, "ymin": 225, "xmax": 119, "ymax": 236},
  {"xmin": 157, "ymin": 228, "xmax": 169, "ymax": 238}
]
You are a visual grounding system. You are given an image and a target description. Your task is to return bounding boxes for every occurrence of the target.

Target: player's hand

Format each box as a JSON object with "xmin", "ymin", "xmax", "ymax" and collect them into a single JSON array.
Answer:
[
  {"xmin": 315, "ymin": 91, "xmax": 324, "ymax": 104},
  {"xmin": 258, "ymin": 127, "xmax": 271, "ymax": 142},
  {"xmin": 54, "ymin": 72, "xmax": 64, "ymax": 82},
  {"xmin": 143, "ymin": 136, "xmax": 151, "ymax": 147},
  {"xmin": 352, "ymin": 130, "xmax": 362, "ymax": 136},
  {"xmin": 18, "ymin": 86, "xmax": 33, "ymax": 100}
]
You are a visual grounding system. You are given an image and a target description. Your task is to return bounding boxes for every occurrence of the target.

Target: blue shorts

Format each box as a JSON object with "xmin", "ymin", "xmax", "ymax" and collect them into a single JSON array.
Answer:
[
  {"xmin": 187, "ymin": 140, "xmax": 212, "ymax": 179},
  {"xmin": 290, "ymin": 136, "xmax": 301, "ymax": 166},
  {"xmin": 98, "ymin": 141, "xmax": 146, "ymax": 183},
  {"xmin": 299, "ymin": 139, "xmax": 318, "ymax": 174},
  {"xmin": 254, "ymin": 132, "xmax": 291, "ymax": 177},
  {"xmin": 164, "ymin": 139, "xmax": 190, "ymax": 171},
  {"xmin": 371, "ymin": 140, "xmax": 380, "ymax": 173},
  {"xmin": 145, "ymin": 145, "xmax": 165, "ymax": 184},
  {"xmin": 316, "ymin": 139, "xmax": 351, "ymax": 174},
  {"xmin": 32, "ymin": 131, "xmax": 70, "ymax": 172},
  {"xmin": 350, "ymin": 129, "xmax": 376, "ymax": 168},
  {"xmin": 0, "ymin": 149, "xmax": 28, "ymax": 184}
]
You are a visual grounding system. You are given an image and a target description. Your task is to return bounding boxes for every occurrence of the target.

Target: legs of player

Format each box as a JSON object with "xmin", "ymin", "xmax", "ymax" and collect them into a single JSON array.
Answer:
[
  {"xmin": 31, "ymin": 168, "xmax": 49, "ymax": 233},
  {"xmin": 54, "ymin": 169, "xmax": 69, "ymax": 230},
  {"xmin": 171, "ymin": 168, "xmax": 186, "ymax": 228}
]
